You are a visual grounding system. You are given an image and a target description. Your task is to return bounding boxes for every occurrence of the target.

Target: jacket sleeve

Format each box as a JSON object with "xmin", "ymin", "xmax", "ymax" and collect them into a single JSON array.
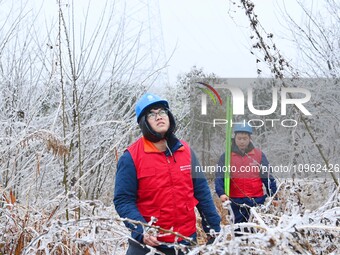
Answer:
[
  {"xmin": 214, "ymin": 153, "xmax": 226, "ymax": 197},
  {"xmin": 113, "ymin": 151, "xmax": 146, "ymax": 243},
  {"xmin": 191, "ymin": 149, "xmax": 221, "ymax": 233},
  {"xmin": 260, "ymin": 152, "xmax": 277, "ymax": 197}
]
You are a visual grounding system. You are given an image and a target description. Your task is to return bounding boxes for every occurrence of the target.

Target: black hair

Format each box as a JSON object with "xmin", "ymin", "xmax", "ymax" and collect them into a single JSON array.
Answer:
[{"xmin": 234, "ymin": 131, "xmax": 251, "ymax": 137}]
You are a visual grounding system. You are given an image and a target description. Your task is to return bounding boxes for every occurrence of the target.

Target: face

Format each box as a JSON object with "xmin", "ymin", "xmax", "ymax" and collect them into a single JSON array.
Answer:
[
  {"xmin": 146, "ymin": 108, "xmax": 170, "ymax": 136},
  {"xmin": 234, "ymin": 132, "xmax": 251, "ymax": 151}
]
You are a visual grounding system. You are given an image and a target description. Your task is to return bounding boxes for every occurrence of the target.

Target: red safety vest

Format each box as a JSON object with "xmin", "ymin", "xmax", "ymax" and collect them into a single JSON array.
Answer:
[
  {"xmin": 230, "ymin": 148, "xmax": 264, "ymax": 198},
  {"xmin": 127, "ymin": 137, "xmax": 198, "ymax": 243}
]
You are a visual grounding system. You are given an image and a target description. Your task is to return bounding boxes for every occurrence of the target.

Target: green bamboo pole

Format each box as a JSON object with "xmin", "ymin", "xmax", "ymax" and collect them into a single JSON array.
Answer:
[{"xmin": 224, "ymin": 96, "xmax": 232, "ymax": 196}]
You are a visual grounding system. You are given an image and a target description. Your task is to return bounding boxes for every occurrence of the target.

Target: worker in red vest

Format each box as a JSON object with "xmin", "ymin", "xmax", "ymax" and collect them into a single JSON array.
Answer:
[
  {"xmin": 215, "ymin": 123, "xmax": 277, "ymax": 224},
  {"xmin": 114, "ymin": 93, "xmax": 221, "ymax": 255}
]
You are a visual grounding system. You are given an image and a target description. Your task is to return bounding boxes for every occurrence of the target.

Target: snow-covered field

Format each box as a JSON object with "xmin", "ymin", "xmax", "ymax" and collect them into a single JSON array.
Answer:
[{"xmin": 1, "ymin": 179, "xmax": 339, "ymax": 254}]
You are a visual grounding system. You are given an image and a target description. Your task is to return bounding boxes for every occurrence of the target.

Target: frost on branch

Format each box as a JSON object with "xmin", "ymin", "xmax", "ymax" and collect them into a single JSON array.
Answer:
[
  {"xmin": 1, "ymin": 180, "xmax": 339, "ymax": 254},
  {"xmin": 20, "ymin": 130, "xmax": 69, "ymax": 158}
]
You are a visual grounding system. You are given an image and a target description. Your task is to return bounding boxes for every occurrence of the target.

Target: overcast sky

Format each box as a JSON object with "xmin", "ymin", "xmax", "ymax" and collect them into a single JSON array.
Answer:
[
  {"xmin": 159, "ymin": 0, "xmax": 308, "ymax": 84},
  {"xmin": 3, "ymin": 0, "xmax": 320, "ymax": 86}
]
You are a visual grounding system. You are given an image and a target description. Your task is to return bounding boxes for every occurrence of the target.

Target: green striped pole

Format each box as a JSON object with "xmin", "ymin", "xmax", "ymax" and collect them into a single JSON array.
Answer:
[{"xmin": 224, "ymin": 96, "xmax": 232, "ymax": 196}]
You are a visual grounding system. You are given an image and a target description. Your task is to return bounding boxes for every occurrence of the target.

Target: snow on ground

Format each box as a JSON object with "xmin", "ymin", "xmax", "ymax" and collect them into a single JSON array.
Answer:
[{"xmin": 1, "ymin": 179, "xmax": 339, "ymax": 254}]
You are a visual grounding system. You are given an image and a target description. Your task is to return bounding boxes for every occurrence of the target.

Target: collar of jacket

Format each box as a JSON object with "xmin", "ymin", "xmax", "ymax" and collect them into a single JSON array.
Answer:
[{"xmin": 142, "ymin": 135, "xmax": 184, "ymax": 155}]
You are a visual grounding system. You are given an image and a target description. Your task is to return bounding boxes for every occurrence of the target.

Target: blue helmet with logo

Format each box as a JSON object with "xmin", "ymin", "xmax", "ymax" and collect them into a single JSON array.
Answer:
[
  {"xmin": 233, "ymin": 123, "xmax": 253, "ymax": 134},
  {"xmin": 135, "ymin": 93, "xmax": 169, "ymax": 123}
]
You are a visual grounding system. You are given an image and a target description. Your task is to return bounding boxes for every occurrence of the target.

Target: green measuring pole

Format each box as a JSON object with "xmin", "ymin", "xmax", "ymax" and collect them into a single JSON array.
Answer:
[{"xmin": 224, "ymin": 96, "xmax": 232, "ymax": 196}]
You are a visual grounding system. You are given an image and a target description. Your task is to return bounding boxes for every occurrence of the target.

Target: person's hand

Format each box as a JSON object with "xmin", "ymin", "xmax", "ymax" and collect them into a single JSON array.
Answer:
[
  {"xmin": 143, "ymin": 232, "xmax": 160, "ymax": 247},
  {"xmin": 220, "ymin": 194, "xmax": 229, "ymax": 202}
]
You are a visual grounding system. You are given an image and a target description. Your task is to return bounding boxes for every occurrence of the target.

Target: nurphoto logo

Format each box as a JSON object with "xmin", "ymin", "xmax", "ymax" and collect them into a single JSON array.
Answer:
[
  {"xmin": 196, "ymin": 82, "xmax": 223, "ymax": 115},
  {"xmin": 199, "ymin": 83, "xmax": 311, "ymax": 116},
  {"xmin": 194, "ymin": 78, "xmax": 313, "ymax": 129}
]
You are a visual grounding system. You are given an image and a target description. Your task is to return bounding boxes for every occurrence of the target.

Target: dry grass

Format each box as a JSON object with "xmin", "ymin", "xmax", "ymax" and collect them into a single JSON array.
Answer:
[
  {"xmin": 20, "ymin": 130, "xmax": 69, "ymax": 158},
  {"xmin": 1, "ymin": 180, "xmax": 338, "ymax": 254}
]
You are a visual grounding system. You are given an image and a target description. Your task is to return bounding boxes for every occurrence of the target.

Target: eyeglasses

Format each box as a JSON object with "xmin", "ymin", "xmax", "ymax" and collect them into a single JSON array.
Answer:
[{"xmin": 147, "ymin": 109, "xmax": 168, "ymax": 120}]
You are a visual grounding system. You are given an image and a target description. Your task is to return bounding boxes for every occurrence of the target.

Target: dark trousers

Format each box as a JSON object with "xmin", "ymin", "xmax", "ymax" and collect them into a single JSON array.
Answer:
[
  {"xmin": 126, "ymin": 239, "xmax": 186, "ymax": 255},
  {"xmin": 230, "ymin": 196, "xmax": 266, "ymax": 223}
]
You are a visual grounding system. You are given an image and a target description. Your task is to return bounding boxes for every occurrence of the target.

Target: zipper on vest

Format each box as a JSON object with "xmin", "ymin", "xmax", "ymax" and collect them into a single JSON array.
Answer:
[{"xmin": 166, "ymin": 156, "xmax": 170, "ymax": 163}]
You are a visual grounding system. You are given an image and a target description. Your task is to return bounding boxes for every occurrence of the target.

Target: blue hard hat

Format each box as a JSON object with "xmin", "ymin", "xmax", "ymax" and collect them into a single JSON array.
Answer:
[
  {"xmin": 233, "ymin": 123, "xmax": 253, "ymax": 134},
  {"xmin": 135, "ymin": 93, "xmax": 169, "ymax": 123}
]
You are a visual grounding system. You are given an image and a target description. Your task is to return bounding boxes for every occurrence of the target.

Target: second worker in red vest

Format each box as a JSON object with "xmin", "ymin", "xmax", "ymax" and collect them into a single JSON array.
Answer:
[{"xmin": 215, "ymin": 123, "xmax": 277, "ymax": 224}]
